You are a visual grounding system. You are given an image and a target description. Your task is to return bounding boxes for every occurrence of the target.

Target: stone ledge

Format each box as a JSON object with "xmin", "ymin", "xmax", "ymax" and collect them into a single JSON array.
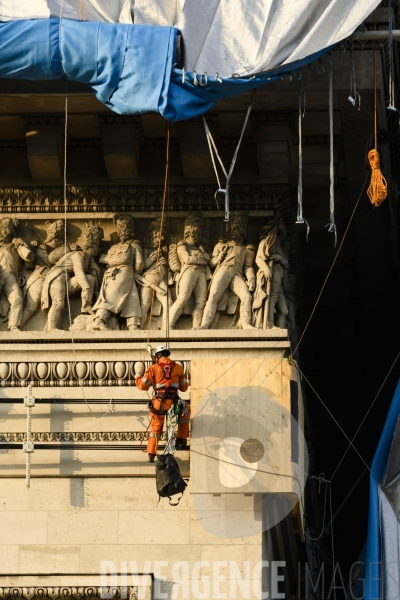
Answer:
[{"xmin": 0, "ymin": 328, "xmax": 288, "ymax": 344}]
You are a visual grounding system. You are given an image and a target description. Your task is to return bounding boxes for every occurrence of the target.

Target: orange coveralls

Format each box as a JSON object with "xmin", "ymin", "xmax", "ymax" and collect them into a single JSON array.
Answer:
[{"xmin": 136, "ymin": 357, "xmax": 190, "ymax": 455}]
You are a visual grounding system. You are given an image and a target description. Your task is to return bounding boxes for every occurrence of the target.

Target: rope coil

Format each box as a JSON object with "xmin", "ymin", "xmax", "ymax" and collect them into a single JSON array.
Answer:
[{"xmin": 367, "ymin": 148, "xmax": 388, "ymax": 207}]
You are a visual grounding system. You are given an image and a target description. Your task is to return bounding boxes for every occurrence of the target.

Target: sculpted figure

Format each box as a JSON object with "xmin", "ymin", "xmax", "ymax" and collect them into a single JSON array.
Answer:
[
  {"xmin": 252, "ymin": 217, "xmax": 289, "ymax": 329},
  {"xmin": 0, "ymin": 218, "xmax": 34, "ymax": 331},
  {"xmin": 168, "ymin": 212, "xmax": 210, "ymax": 330},
  {"xmin": 20, "ymin": 220, "xmax": 65, "ymax": 328},
  {"xmin": 93, "ymin": 214, "xmax": 143, "ymax": 331},
  {"xmin": 139, "ymin": 217, "xmax": 171, "ymax": 330},
  {"xmin": 198, "ymin": 211, "xmax": 256, "ymax": 330},
  {"xmin": 41, "ymin": 222, "xmax": 104, "ymax": 332}
]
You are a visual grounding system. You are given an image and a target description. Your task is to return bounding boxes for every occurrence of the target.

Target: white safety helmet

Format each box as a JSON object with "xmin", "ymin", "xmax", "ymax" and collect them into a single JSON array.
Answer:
[{"xmin": 154, "ymin": 345, "xmax": 171, "ymax": 357}]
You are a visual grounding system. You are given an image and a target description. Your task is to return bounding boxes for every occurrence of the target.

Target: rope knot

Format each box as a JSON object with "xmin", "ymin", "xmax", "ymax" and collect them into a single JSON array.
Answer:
[{"xmin": 367, "ymin": 149, "xmax": 387, "ymax": 207}]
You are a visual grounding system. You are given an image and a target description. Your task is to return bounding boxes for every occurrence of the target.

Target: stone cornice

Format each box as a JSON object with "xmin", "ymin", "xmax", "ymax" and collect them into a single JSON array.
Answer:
[
  {"xmin": 0, "ymin": 588, "xmax": 137, "ymax": 600},
  {"xmin": 0, "ymin": 432, "xmax": 168, "ymax": 442},
  {"xmin": 21, "ymin": 116, "xmax": 64, "ymax": 126},
  {"xmin": 0, "ymin": 183, "xmax": 286, "ymax": 213},
  {"xmin": 0, "ymin": 360, "xmax": 190, "ymax": 386},
  {"xmin": 0, "ymin": 140, "xmax": 26, "ymax": 149}
]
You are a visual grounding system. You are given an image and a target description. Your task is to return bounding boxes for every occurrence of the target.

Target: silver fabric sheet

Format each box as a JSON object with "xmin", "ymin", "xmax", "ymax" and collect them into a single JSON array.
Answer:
[{"xmin": 1, "ymin": 0, "xmax": 381, "ymax": 76}]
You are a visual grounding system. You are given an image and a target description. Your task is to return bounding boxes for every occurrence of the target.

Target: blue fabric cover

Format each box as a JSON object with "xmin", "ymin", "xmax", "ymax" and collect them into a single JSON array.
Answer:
[
  {"xmin": 364, "ymin": 379, "xmax": 400, "ymax": 600},
  {"xmin": 0, "ymin": 18, "xmax": 325, "ymax": 121}
]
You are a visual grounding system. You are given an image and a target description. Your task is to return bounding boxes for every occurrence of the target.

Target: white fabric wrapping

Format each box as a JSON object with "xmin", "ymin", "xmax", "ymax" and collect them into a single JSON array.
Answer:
[
  {"xmin": 0, "ymin": 0, "xmax": 132, "ymax": 23},
  {"xmin": 135, "ymin": 0, "xmax": 381, "ymax": 76},
  {"xmin": 1, "ymin": 0, "xmax": 381, "ymax": 76},
  {"xmin": 379, "ymin": 486, "xmax": 400, "ymax": 600}
]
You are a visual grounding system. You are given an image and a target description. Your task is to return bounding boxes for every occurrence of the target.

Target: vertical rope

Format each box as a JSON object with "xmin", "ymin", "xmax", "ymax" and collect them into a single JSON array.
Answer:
[
  {"xmin": 374, "ymin": 30, "xmax": 377, "ymax": 151},
  {"xmin": 296, "ymin": 78, "xmax": 310, "ymax": 240},
  {"xmin": 388, "ymin": 0, "xmax": 396, "ymax": 111},
  {"xmin": 58, "ymin": 5, "xmax": 113, "ymax": 418},
  {"xmin": 348, "ymin": 42, "xmax": 361, "ymax": 110},
  {"xmin": 326, "ymin": 58, "xmax": 337, "ymax": 246},
  {"xmin": 79, "ymin": 0, "xmax": 88, "ymax": 21},
  {"xmin": 144, "ymin": 122, "xmax": 170, "ymax": 358},
  {"xmin": 367, "ymin": 14, "xmax": 388, "ymax": 207},
  {"xmin": 329, "ymin": 482, "xmax": 336, "ymax": 600}
]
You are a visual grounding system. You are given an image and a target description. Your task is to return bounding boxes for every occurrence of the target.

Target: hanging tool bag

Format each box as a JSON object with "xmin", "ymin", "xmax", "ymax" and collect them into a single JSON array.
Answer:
[{"xmin": 156, "ymin": 453, "xmax": 187, "ymax": 505}]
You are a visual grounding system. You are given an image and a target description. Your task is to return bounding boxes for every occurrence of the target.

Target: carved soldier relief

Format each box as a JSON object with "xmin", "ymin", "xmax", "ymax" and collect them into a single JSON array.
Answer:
[
  {"xmin": 0, "ymin": 210, "xmax": 297, "ymax": 338},
  {"xmin": 169, "ymin": 212, "xmax": 210, "ymax": 330},
  {"xmin": 93, "ymin": 214, "xmax": 142, "ymax": 331}
]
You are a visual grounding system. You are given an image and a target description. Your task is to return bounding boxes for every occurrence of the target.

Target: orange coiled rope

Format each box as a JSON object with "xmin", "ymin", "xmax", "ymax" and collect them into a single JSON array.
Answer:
[
  {"xmin": 367, "ymin": 148, "xmax": 387, "ymax": 207},
  {"xmin": 367, "ymin": 17, "xmax": 387, "ymax": 207}
]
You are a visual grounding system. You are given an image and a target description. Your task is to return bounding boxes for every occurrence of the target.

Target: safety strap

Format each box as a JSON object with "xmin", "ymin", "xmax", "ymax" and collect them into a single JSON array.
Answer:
[
  {"xmin": 348, "ymin": 42, "xmax": 361, "ymax": 110},
  {"xmin": 388, "ymin": 0, "xmax": 397, "ymax": 113},
  {"xmin": 203, "ymin": 90, "xmax": 256, "ymax": 222},
  {"xmin": 161, "ymin": 361, "xmax": 175, "ymax": 389},
  {"xmin": 296, "ymin": 79, "xmax": 310, "ymax": 241},
  {"xmin": 326, "ymin": 58, "xmax": 337, "ymax": 247}
]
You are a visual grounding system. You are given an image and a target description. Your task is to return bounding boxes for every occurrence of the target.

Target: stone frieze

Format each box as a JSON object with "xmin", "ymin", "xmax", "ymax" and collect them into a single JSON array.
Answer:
[
  {"xmin": 0, "ymin": 432, "xmax": 167, "ymax": 442},
  {"xmin": 0, "ymin": 184, "xmax": 284, "ymax": 213},
  {"xmin": 0, "ymin": 360, "xmax": 190, "ymax": 387},
  {"xmin": 0, "ymin": 589, "xmax": 137, "ymax": 600}
]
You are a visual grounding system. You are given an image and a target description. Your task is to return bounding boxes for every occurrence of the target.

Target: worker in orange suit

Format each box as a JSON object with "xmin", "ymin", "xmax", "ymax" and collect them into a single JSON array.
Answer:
[{"xmin": 135, "ymin": 345, "xmax": 190, "ymax": 462}]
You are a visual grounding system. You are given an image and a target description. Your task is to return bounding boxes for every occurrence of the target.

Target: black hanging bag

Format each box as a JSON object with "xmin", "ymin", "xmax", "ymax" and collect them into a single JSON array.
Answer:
[{"xmin": 156, "ymin": 453, "xmax": 187, "ymax": 505}]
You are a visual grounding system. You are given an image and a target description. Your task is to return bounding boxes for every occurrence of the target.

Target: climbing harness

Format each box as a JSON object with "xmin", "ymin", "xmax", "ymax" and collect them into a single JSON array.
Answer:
[
  {"xmin": 203, "ymin": 90, "xmax": 256, "ymax": 222},
  {"xmin": 326, "ymin": 57, "xmax": 337, "ymax": 247},
  {"xmin": 367, "ymin": 15, "xmax": 388, "ymax": 207},
  {"xmin": 296, "ymin": 79, "xmax": 310, "ymax": 240},
  {"xmin": 348, "ymin": 42, "xmax": 361, "ymax": 110},
  {"xmin": 147, "ymin": 361, "xmax": 178, "ymax": 415}
]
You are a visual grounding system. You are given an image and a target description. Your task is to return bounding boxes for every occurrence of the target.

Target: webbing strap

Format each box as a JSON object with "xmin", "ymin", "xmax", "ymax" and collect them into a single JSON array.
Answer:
[
  {"xmin": 326, "ymin": 58, "xmax": 337, "ymax": 247},
  {"xmin": 161, "ymin": 361, "xmax": 175, "ymax": 390},
  {"xmin": 203, "ymin": 91, "xmax": 256, "ymax": 222},
  {"xmin": 296, "ymin": 79, "xmax": 310, "ymax": 241}
]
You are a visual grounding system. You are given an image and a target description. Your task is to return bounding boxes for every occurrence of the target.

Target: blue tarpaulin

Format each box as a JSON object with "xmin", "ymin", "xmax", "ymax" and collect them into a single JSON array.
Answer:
[
  {"xmin": 0, "ymin": 18, "xmax": 326, "ymax": 121},
  {"xmin": 364, "ymin": 379, "xmax": 400, "ymax": 600}
]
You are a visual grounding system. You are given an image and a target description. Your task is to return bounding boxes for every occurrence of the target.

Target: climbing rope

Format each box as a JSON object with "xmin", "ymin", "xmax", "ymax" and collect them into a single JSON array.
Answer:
[
  {"xmin": 137, "ymin": 122, "xmax": 171, "ymax": 446},
  {"xmin": 290, "ymin": 173, "xmax": 368, "ymax": 359},
  {"xmin": 294, "ymin": 357, "xmax": 400, "ymax": 535},
  {"xmin": 143, "ymin": 122, "xmax": 170, "ymax": 360},
  {"xmin": 367, "ymin": 15, "xmax": 388, "ymax": 207},
  {"xmin": 79, "ymin": 0, "xmax": 88, "ymax": 21},
  {"xmin": 164, "ymin": 399, "xmax": 189, "ymax": 455},
  {"xmin": 59, "ymin": 4, "xmax": 114, "ymax": 419}
]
